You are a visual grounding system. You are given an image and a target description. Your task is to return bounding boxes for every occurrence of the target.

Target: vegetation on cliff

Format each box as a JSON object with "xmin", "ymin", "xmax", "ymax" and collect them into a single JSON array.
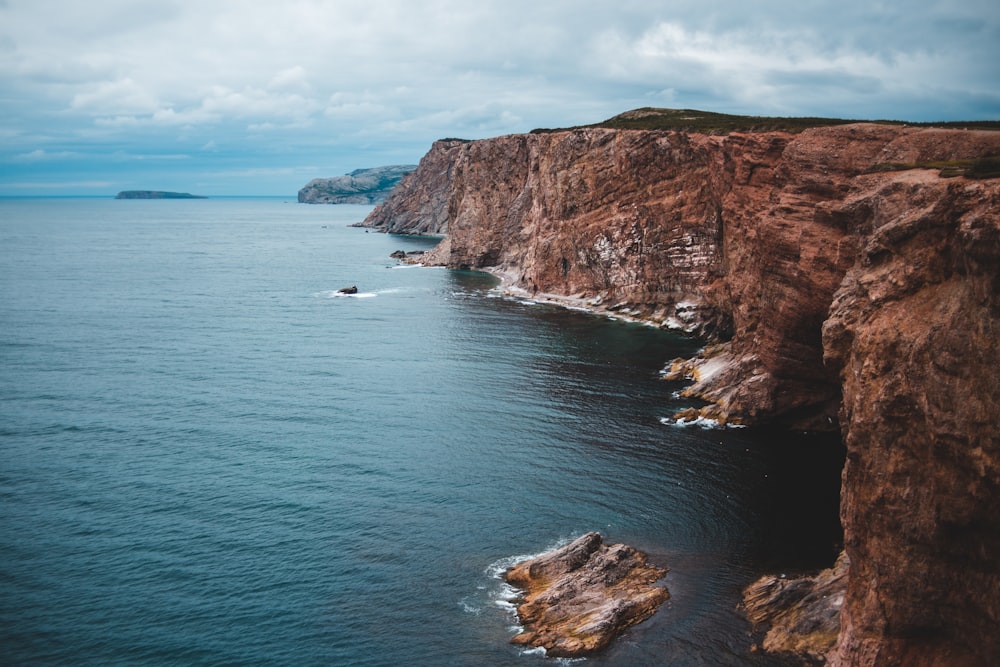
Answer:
[{"xmin": 531, "ymin": 107, "xmax": 1000, "ymax": 135}]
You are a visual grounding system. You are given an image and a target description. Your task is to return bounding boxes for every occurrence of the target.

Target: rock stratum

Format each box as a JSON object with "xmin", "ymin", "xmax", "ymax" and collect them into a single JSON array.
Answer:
[
  {"xmin": 504, "ymin": 532, "xmax": 669, "ymax": 657},
  {"xmin": 297, "ymin": 165, "xmax": 416, "ymax": 204},
  {"xmin": 362, "ymin": 116, "xmax": 1000, "ymax": 665}
]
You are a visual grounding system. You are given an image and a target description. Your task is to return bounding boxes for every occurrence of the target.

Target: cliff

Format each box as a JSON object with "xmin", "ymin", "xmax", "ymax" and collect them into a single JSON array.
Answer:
[
  {"xmin": 362, "ymin": 119, "xmax": 1000, "ymax": 664},
  {"xmin": 297, "ymin": 165, "xmax": 416, "ymax": 204}
]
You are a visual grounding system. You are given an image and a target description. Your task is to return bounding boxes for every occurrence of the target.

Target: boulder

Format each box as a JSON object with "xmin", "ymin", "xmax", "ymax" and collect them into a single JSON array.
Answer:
[
  {"xmin": 742, "ymin": 551, "xmax": 849, "ymax": 664},
  {"xmin": 504, "ymin": 532, "xmax": 669, "ymax": 657}
]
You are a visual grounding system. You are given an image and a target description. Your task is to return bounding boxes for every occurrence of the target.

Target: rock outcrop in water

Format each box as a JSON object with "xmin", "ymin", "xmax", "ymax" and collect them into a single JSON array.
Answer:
[
  {"xmin": 361, "ymin": 115, "xmax": 1000, "ymax": 664},
  {"xmin": 504, "ymin": 532, "xmax": 669, "ymax": 657},
  {"xmin": 743, "ymin": 552, "xmax": 849, "ymax": 663}
]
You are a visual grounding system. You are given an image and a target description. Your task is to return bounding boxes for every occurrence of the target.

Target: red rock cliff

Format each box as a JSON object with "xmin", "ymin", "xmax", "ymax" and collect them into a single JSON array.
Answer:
[{"xmin": 362, "ymin": 124, "xmax": 1000, "ymax": 663}]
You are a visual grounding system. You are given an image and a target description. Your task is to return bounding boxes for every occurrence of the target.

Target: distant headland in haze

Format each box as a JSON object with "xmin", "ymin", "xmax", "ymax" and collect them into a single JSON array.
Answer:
[
  {"xmin": 298, "ymin": 165, "xmax": 417, "ymax": 204},
  {"xmin": 115, "ymin": 191, "xmax": 208, "ymax": 199}
]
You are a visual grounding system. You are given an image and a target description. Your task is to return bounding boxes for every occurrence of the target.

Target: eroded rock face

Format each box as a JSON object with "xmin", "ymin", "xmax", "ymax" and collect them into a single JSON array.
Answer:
[
  {"xmin": 821, "ymin": 175, "xmax": 1000, "ymax": 666},
  {"xmin": 364, "ymin": 123, "xmax": 1000, "ymax": 663},
  {"xmin": 504, "ymin": 532, "xmax": 669, "ymax": 657},
  {"xmin": 364, "ymin": 124, "xmax": 1000, "ymax": 432}
]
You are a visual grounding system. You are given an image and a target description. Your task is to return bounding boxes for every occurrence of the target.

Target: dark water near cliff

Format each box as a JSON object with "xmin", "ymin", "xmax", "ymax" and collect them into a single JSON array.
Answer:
[{"xmin": 0, "ymin": 198, "xmax": 843, "ymax": 666}]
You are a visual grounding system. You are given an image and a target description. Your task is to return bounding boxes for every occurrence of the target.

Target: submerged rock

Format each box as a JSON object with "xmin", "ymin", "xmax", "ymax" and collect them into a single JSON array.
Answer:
[{"xmin": 504, "ymin": 532, "xmax": 669, "ymax": 657}]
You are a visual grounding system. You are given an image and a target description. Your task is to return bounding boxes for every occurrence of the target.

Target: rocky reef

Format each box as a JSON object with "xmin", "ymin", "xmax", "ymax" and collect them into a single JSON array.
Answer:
[
  {"xmin": 362, "ymin": 115, "xmax": 1000, "ymax": 664},
  {"xmin": 504, "ymin": 532, "xmax": 669, "ymax": 657},
  {"xmin": 297, "ymin": 165, "xmax": 416, "ymax": 204}
]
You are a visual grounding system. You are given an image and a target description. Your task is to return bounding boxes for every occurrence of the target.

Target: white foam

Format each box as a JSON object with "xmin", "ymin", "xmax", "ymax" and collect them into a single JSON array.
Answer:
[
  {"xmin": 494, "ymin": 599, "xmax": 518, "ymax": 612},
  {"xmin": 318, "ymin": 290, "xmax": 377, "ymax": 299},
  {"xmin": 659, "ymin": 415, "xmax": 747, "ymax": 430},
  {"xmin": 458, "ymin": 598, "xmax": 482, "ymax": 615},
  {"xmin": 479, "ymin": 538, "xmax": 597, "ymax": 663}
]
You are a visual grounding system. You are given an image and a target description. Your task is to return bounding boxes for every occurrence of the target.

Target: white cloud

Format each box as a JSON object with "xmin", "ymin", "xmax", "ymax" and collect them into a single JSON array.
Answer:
[
  {"xmin": 13, "ymin": 148, "xmax": 80, "ymax": 161},
  {"xmin": 6, "ymin": 180, "xmax": 114, "ymax": 189},
  {"xmin": 70, "ymin": 78, "xmax": 160, "ymax": 115},
  {"xmin": 0, "ymin": 0, "xmax": 997, "ymax": 194}
]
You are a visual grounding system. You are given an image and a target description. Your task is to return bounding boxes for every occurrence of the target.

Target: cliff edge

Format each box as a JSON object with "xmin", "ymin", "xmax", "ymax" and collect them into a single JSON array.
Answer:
[{"xmin": 362, "ymin": 119, "xmax": 1000, "ymax": 664}]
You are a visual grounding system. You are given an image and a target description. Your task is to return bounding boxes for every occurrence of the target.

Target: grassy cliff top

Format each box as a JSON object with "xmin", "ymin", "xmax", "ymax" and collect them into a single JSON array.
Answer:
[{"xmin": 531, "ymin": 108, "xmax": 1000, "ymax": 134}]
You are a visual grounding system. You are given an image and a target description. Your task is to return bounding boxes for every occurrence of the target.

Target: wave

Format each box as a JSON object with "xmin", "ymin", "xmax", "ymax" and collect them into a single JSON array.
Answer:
[
  {"xmin": 463, "ymin": 535, "xmax": 597, "ymax": 661},
  {"xmin": 659, "ymin": 415, "xmax": 747, "ymax": 430},
  {"xmin": 315, "ymin": 290, "xmax": 378, "ymax": 299}
]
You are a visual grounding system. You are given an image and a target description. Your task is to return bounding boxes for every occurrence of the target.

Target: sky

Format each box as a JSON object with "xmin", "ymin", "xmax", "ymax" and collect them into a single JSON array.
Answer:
[{"xmin": 1, "ymin": 0, "xmax": 998, "ymax": 196}]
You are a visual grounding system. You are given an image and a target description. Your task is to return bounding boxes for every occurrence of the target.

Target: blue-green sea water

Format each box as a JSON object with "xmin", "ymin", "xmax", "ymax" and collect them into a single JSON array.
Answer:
[{"xmin": 0, "ymin": 198, "xmax": 844, "ymax": 666}]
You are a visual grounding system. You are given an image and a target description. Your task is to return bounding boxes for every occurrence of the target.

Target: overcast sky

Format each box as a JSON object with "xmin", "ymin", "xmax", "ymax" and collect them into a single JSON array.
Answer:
[{"xmin": 2, "ymin": 0, "xmax": 998, "ymax": 196}]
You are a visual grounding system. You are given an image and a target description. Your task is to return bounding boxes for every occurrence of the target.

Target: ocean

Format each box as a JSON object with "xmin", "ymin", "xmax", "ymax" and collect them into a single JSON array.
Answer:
[{"xmin": 0, "ymin": 198, "xmax": 843, "ymax": 666}]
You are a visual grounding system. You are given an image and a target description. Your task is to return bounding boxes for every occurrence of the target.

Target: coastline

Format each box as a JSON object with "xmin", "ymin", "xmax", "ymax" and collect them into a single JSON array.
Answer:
[{"xmin": 478, "ymin": 264, "xmax": 702, "ymax": 334}]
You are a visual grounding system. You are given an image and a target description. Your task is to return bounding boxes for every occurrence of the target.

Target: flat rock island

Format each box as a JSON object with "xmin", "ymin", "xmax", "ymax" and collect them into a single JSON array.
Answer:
[
  {"xmin": 115, "ymin": 190, "xmax": 207, "ymax": 199},
  {"xmin": 504, "ymin": 532, "xmax": 669, "ymax": 657}
]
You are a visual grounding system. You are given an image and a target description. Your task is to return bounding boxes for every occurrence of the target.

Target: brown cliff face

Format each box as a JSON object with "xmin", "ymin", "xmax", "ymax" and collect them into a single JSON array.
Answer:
[
  {"xmin": 366, "ymin": 124, "xmax": 1000, "ymax": 431},
  {"xmin": 365, "ymin": 122, "xmax": 1000, "ymax": 664},
  {"xmin": 822, "ymin": 173, "xmax": 1000, "ymax": 666}
]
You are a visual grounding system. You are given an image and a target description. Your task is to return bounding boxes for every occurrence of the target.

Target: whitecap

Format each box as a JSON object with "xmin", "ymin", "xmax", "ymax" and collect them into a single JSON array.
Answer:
[
  {"xmin": 659, "ymin": 415, "xmax": 747, "ymax": 430},
  {"xmin": 319, "ymin": 290, "xmax": 377, "ymax": 299},
  {"xmin": 458, "ymin": 597, "xmax": 481, "ymax": 615}
]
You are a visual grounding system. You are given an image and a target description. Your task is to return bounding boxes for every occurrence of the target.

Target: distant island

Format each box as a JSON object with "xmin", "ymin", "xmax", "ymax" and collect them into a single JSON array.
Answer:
[
  {"xmin": 298, "ymin": 165, "xmax": 416, "ymax": 204},
  {"xmin": 115, "ymin": 191, "xmax": 208, "ymax": 199}
]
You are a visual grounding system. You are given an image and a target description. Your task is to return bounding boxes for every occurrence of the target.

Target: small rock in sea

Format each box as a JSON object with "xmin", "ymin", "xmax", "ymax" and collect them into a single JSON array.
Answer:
[
  {"xmin": 338, "ymin": 286, "xmax": 358, "ymax": 294},
  {"xmin": 504, "ymin": 532, "xmax": 669, "ymax": 657}
]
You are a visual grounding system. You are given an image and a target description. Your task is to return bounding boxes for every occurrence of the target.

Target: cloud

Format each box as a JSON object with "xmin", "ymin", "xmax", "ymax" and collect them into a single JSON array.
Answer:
[
  {"xmin": 5, "ymin": 180, "xmax": 114, "ymax": 189},
  {"xmin": 12, "ymin": 148, "xmax": 80, "ymax": 161},
  {"xmin": 0, "ymin": 0, "xmax": 997, "ymax": 195}
]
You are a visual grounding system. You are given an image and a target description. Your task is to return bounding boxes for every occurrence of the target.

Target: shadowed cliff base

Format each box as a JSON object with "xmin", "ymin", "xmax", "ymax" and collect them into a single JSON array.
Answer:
[{"xmin": 362, "ymin": 109, "xmax": 1000, "ymax": 665}]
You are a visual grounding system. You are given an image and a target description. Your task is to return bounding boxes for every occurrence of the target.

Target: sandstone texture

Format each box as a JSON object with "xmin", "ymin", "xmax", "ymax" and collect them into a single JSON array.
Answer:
[
  {"xmin": 297, "ymin": 165, "xmax": 416, "ymax": 204},
  {"xmin": 364, "ymin": 122, "xmax": 1000, "ymax": 664},
  {"xmin": 743, "ymin": 552, "xmax": 849, "ymax": 664},
  {"xmin": 366, "ymin": 125, "xmax": 1000, "ymax": 431},
  {"xmin": 504, "ymin": 532, "xmax": 669, "ymax": 657},
  {"xmin": 821, "ymin": 173, "xmax": 1000, "ymax": 666}
]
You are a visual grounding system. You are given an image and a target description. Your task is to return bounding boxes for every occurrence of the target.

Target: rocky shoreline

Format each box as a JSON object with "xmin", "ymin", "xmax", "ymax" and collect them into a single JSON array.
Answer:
[{"xmin": 368, "ymin": 118, "xmax": 1000, "ymax": 665}]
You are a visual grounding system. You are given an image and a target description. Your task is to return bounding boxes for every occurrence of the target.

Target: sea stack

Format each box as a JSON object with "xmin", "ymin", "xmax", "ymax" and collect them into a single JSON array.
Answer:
[{"xmin": 504, "ymin": 532, "xmax": 669, "ymax": 657}]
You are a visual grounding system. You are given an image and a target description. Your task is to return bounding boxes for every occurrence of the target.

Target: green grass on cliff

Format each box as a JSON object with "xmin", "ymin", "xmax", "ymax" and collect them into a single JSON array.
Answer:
[
  {"xmin": 530, "ymin": 108, "xmax": 1000, "ymax": 135},
  {"xmin": 869, "ymin": 155, "xmax": 1000, "ymax": 179}
]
